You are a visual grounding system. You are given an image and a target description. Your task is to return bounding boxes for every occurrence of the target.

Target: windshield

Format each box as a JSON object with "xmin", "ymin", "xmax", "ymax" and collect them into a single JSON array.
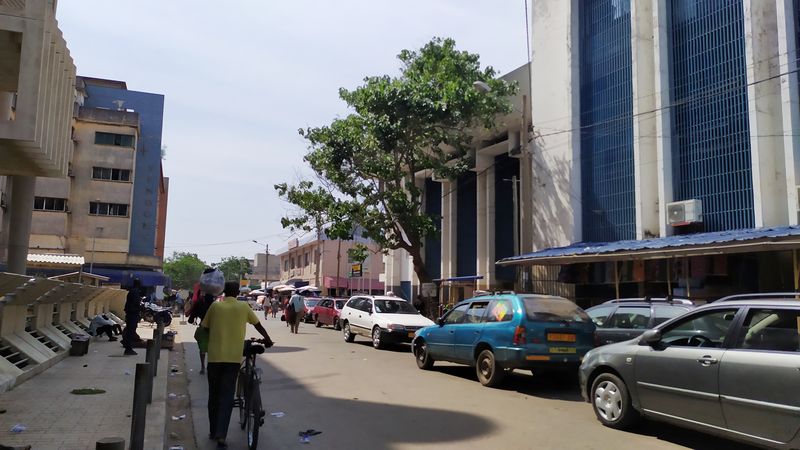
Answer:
[
  {"xmin": 523, "ymin": 296, "xmax": 590, "ymax": 323},
  {"xmin": 374, "ymin": 299, "xmax": 418, "ymax": 314},
  {"xmin": 335, "ymin": 300, "xmax": 346, "ymax": 309},
  {"xmin": 305, "ymin": 299, "xmax": 319, "ymax": 306}
]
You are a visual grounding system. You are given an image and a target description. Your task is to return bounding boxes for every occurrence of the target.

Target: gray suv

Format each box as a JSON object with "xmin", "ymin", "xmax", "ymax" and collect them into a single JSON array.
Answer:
[{"xmin": 580, "ymin": 293, "xmax": 800, "ymax": 449}]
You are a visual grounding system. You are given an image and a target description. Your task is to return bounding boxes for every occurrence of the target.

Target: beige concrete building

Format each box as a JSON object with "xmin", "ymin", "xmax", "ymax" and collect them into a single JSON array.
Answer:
[{"xmin": 276, "ymin": 233, "xmax": 384, "ymax": 297}]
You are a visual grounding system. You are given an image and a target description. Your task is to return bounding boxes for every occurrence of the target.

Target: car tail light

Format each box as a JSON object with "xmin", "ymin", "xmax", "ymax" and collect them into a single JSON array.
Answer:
[{"xmin": 513, "ymin": 326, "xmax": 526, "ymax": 346}]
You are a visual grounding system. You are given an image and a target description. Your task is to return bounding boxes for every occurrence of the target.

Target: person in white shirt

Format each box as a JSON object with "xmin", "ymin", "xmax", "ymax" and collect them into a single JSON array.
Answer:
[{"xmin": 89, "ymin": 314, "xmax": 121, "ymax": 341}]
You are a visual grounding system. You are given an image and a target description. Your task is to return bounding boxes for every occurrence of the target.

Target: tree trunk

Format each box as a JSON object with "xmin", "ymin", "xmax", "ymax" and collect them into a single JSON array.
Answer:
[
  {"xmin": 336, "ymin": 239, "xmax": 342, "ymax": 297},
  {"xmin": 407, "ymin": 244, "xmax": 437, "ymax": 318}
]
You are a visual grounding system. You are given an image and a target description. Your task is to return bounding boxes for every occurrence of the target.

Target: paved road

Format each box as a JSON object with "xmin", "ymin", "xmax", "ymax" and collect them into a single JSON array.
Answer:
[{"xmin": 185, "ymin": 318, "xmax": 756, "ymax": 450}]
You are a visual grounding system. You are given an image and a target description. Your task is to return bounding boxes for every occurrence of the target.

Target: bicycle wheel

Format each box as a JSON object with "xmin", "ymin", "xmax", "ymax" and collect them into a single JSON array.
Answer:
[
  {"xmin": 246, "ymin": 378, "xmax": 262, "ymax": 450},
  {"xmin": 237, "ymin": 369, "xmax": 248, "ymax": 430}
]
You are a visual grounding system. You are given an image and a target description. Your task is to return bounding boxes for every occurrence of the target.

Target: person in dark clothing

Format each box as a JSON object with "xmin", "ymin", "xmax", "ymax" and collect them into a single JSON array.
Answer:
[
  {"xmin": 122, "ymin": 279, "xmax": 143, "ymax": 355},
  {"xmin": 188, "ymin": 293, "xmax": 215, "ymax": 374}
]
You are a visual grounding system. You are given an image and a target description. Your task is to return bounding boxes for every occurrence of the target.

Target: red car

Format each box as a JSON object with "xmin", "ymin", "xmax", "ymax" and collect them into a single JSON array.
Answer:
[{"xmin": 312, "ymin": 298, "xmax": 346, "ymax": 330}]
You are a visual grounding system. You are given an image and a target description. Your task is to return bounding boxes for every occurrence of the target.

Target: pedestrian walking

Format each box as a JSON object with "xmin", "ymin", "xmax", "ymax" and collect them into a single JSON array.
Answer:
[
  {"xmin": 122, "ymin": 278, "xmax": 143, "ymax": 355},
  {"xmin": 188, "ymin": 292, "xmax": 216, "ymax": 374},
  {"xmin": 201, "ymin": 281, "xmax": 273, "ymax": 449},
  {"xmin": 270, "ymin": 296, "xmax": 279, "ymax": 318},
  {"xmin": 287, "ymin": 291, "xmax": 306, "ymax": 334}
]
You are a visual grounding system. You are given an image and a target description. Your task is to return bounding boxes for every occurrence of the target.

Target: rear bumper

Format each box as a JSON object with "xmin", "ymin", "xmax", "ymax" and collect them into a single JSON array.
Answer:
[{"xmin": 494, "ymin": 347, "xmax": 586, "ymax": 369}]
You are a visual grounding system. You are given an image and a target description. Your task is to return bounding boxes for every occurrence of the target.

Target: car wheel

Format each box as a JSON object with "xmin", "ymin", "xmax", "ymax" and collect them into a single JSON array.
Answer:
[
  {"xmin": 414, "ymin": 339, "xmax": 435, "ymax": 370},
  {"xmin": 334, "ymin": 318, "xmax": 341, "ymax": 331},
  {"xmin": 372, "ymin": 327, "xmax": 384, "ymax": 349},
  {"xmin": 342, "ymin": 322, "xmax": 355, "ymax": 342},
  {"xmin": 475, "ymin": 349, "xmax": 505, "ymax": 387},
  {"xmin": 591, "ymin": 373, "xmax": 639, "ymax": 429},
  {"xmin": 315, "ymin": 316, "xmax": 322, "ymax": 328}
]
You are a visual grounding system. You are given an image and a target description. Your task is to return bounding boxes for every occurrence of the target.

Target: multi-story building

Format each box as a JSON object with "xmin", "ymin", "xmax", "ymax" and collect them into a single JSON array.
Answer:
[
  {"xmin": 387, "ymin": 0, "xmax": 800, "ymax": 307},
  {"xmin": 0, "ymin": 76, "xmax": 169, "ymax": 287},
  {"xmin": 251, "ymin": 252, "xmax": 281, "ymax": 287},
  {"xmin": 276, "ymin": 232, "xmax": 384, "ymax": 297}
]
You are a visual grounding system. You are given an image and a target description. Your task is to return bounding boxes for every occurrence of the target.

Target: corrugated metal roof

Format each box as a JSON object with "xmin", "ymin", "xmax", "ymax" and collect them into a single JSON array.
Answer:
[
  {"xmin": 497, "ymin": 226, "xmax": 800, "ymax": 266},
  {"xmin": 27, "ymin": 253, "xmax": 85, "ymax": 265}
]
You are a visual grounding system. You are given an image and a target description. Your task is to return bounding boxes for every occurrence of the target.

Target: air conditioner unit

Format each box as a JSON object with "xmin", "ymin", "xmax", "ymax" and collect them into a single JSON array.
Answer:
[{"xmin": 667, "ymin": 199, "xmax": 703, "ymax": 226}]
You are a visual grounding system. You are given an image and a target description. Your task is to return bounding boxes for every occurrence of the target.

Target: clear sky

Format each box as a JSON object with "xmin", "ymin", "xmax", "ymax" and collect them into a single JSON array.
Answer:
[{"xmin": 56, "ymin": 1, "xmax": 529, "ymax": 264}]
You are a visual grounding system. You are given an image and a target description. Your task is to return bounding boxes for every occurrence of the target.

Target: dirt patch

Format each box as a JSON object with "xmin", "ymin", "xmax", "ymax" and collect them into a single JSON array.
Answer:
[{"xmin": 165, "ymin": 343, "xmax": 198, "ymax": 450}]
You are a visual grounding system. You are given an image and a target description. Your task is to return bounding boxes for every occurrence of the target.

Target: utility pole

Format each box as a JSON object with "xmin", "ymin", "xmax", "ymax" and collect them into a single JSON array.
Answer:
[{"xmin": 253, "ymin": 240, "xmax": 270, "ymax": 288}]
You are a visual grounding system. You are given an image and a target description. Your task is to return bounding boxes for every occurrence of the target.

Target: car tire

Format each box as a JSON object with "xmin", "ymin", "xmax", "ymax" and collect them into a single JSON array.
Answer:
[
  {"xmin": 590, "ymin": 373, "xmax": 639, "ymax": 430},
  {"xmin": 372, "ymin": 327, "xmax": 384, "ymax": 349},
  {"xmin": 315, "ymin": 316, "xmax": 322, "ymax": 328},
  {"xmin": 343, "ymin": 322, "xmax": 355, "ymax": 343},
  {"xmin": 475, "ymin": 349, "xmax": 506, "ymax": 387},
  {"xmin": 414, "ymin": 339, "xmax": 435, "ymax": 370},
  {"xmin": 334, "ymin": 318, "xmax": 341, "ymax": 331}
]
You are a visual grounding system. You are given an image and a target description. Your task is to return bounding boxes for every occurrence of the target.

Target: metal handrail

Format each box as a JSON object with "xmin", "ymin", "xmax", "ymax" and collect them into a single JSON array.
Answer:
[{"xmin": 715, "ymin": 292, "xmax": 800, "ymax": 302}]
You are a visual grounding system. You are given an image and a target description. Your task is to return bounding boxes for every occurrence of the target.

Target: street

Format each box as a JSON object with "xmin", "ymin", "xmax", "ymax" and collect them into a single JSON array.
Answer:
[{"xmin": 184, "ymin": 318, "xmax": 756, "ymax": 450}]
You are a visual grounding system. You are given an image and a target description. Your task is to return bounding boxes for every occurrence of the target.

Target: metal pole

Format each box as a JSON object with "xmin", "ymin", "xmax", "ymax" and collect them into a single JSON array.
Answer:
[
  {"xmin": 614, "ymin": 261, "xmax": 620, "ymax": 298},
  {"xmin": 667, "ymin": 259, "xmax": 672, "ymax": 294},
  {"xmin": 145, "ymin": 339, "xmax": 155, "ymax": 404},
  {"xmin": 130, "ymin": 362, "xmax": 150, "ymax": 450},
  {"xmin": 685, "ymin": 257, "xmax": 691, "ymax": 298},
  {"xmin": 511, "ymin": 175, "xmax": 519, "ymax": 290},
  {"xmin": 794, "ymin": 250, "xmax": 799, "ymax": 292}
]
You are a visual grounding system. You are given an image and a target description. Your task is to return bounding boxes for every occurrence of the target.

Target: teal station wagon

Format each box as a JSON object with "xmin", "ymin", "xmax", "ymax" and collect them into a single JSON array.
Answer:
[{"xmin": 412, "ymin": 293, "xmax": 596, "ymax": 387}]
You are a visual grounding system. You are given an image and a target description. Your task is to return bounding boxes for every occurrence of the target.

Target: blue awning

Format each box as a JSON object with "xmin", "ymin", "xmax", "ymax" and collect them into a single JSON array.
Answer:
[
  {"xmin": 497, "ymin": 226, "xmax": 800, "ymax": 266},
  {"xmin": 433, "ymin": 275, "xmax": 484, "ymax": 283},
  {"xmin": 88, "ymin": 268, "xmax": 170, "ymax": 288}
]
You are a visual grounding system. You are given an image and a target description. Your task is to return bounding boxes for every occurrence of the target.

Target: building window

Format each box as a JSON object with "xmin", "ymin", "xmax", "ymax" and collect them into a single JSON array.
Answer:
[
  {"xmin": 670, "ymin": 0, "xmax": 753, "ymax": 231},
  {"xmin": 284, "ymin": 259, "xmax": 288, "ymax": 271},
  {"xmin": 94, "ymin": 132, "xmax": 135, "ymax": 147},
  {"xmin": 89, "ymin": 201, "xmax": 129, "ymax": 217},
  {"xmin": 579, "ymin": 0, "xmax": 635, "ymax": 242},
  {"xmin": 92, "ymin": 167, "xmax": 131, "ymax": 182},
  {"xmin": 33, "ymin": 197, "xmax": 67, "ymax": 212},
  {"xmin": 304, "ymin": 252, "xmax": 309, "ymax": 266}
]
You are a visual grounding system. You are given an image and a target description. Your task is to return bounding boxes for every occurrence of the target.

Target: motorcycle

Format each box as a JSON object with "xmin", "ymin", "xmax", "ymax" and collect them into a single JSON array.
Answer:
[{"xmin": 141, "ymin": 301, "xmax": 173, "ymax": 327}]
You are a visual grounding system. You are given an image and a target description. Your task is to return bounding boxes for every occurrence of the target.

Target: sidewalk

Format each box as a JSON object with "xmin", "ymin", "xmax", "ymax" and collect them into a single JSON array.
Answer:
[{"xmin": 0, "ymin": 323, "xmax": 172, "ymax": 450}]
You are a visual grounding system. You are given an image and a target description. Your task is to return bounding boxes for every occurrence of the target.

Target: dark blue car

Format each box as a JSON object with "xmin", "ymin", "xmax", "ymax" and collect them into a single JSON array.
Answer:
[{"xmin": 412, "ymin": 293, "xmax": 596, "ymax": 387}]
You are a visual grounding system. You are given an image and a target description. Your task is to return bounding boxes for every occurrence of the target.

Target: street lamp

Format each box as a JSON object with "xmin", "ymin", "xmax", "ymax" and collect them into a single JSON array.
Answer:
[
  {"xmin": 253, "ymin": 240, "xmax": 269, "ymax": 288},
  {"xmin": 89, "ymin": 226, "xmax": 103, "ymax": 274}
]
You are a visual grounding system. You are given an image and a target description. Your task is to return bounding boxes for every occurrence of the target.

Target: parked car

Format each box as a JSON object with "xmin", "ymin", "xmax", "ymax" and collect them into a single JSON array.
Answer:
[
  {"xmin": 340, "ymin": 295, "xmax": 434, "ymax": 349},
  {"xmin": 586, "ymin": 297, "xmax": 695, "ymax": 345},
  {"xmin": 312, "ymin": 298, "xmax": 346, "ymax": 330},
  {"xmin": 412, "ymin": 293, "xmax": 596, "ymax": 387},
  {"xmin": 580, "ymin": 293, "xmax": 800, "ymax": 449},
  {"xmin": 302, "ymin": 298, "xmax": 321, "ymax": 323}
]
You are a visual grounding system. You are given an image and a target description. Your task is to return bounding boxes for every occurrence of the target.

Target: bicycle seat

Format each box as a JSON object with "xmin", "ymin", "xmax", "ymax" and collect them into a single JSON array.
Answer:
[{"xmin": 243, "ymin": 341, "xmax": 265, "ymax": 356}]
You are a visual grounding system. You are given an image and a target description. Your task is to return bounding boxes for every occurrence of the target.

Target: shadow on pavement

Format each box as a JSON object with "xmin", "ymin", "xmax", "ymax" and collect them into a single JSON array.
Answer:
[
  {"xmin": 353, "ymin": 341, "xmax": 412, "ymax": 353},
  {"xmin": 432, "ymin": 365, "xmax": 584, "ymax": 402},
  {"xmin": 265, "ymin": 345, "xmax": 307, "ymax": 354},
  {"xmin": 256, "ymin": 355, "xmax": 497, "ymax": 449},
  {"xmin": 625, "ymin": 421, "xmax": 758, "ymax": 450}
]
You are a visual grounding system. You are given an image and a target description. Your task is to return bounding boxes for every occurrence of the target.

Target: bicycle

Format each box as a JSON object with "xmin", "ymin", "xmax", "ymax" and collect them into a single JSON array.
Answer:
[{"xmin": 235, "ymin": 338, "xmax": 270, "ymax": 450}]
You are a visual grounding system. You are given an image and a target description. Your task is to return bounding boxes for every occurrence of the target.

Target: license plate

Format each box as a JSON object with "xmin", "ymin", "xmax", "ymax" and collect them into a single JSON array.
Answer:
[
  {"xmin": 549, "ymin": 347, "xmax": 576, "ymax": 354},
  {"xmin": 408, "ymin": 332, "xmax": 415, "ymax": 338},
  {"xmin": 547, "ymin": 333, "xmax": 576, "ymax": 342}
]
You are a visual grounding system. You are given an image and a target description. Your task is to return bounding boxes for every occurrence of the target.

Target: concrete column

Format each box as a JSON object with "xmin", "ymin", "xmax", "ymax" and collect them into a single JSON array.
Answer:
[
  {"xmin": 476, "ymin": 157, "xmax": 489, "ymax": 290},
  {"xmin": 7, "ymin": 175, "xmax": 36, "ymax": 274},
  {"xmin": 744, "ymin": 0, "xmax": 788, "ymax": 226},
  {"xmin": 440, "ymin": 181, "xmax": 457, "ymax": 279},
  {"xmin": 777, "ymin": 0, "xmax": 800, "ymax": 224},
  {"xmin": 485, "ymin": 163, "xmax": 496, "ymax": 289},
  {"xmin": 631, "ymin": 0, "xmax": 660, "ymax": 238},
  {"xmin": 654, "ymin": 0, "xmax": 675, "ymax": 237}
]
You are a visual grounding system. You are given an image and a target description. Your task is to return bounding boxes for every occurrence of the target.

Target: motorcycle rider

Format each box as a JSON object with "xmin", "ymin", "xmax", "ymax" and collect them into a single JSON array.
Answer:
[{"xmin": 122, "ymin": 278, "xmax": 144, "ymax": 355}]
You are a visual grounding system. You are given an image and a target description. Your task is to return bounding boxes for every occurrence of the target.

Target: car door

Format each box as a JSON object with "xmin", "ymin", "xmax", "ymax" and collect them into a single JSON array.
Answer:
[
  {"xmin": 343, "ymin": 298, "xmax": 365, "ymax": 331},
  {"xmin": 719, "ymin": 307, "xmax": 800, "ymax": 444},
  {"xmin": 587, "ymin": 305, "xmax": 617, "ymax": 345},
  {"xmin": 635, "ymin": 307, "xmax": 740, "ymax": 428},
  {"xmin": 602, "ymin": 306, "xmax": 651, "ymax": 344},
  {"xmin": 353, "ymin": 298, "xmax": 374, "ymax": 336},
  {"xmin": 424, "ymin": 304, "xmax": 469, "ymax": 360},
  {"xmin": 317, "ymin": 299, "xmax": 331, "ymax": 324},
  {"xmin": 453, "ymin": 300, "xmax": 490, "ymax": 362}
]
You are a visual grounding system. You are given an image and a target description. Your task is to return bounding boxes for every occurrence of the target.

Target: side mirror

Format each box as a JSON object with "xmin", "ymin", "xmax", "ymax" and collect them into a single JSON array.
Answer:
[
  {"xmin": 640, "ymin": 329, "xmax": 662, "ymax": 346},
  {"xmin": 437, "ymin": 318, "xmax": 445, "ymax": 327}
]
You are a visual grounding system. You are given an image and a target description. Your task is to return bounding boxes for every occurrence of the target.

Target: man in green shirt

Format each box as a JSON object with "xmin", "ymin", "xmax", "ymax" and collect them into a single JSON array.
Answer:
[{"xmin": 202, "ymin": 281, "xmax": 274, "ymax": 449}]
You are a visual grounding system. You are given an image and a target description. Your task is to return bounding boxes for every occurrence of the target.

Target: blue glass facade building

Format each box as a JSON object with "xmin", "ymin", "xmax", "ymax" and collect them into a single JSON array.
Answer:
[
  {"xmin": 456, "ymin": 173, "xmax": 477, "ymax": 277},
  {"xmin": 669, "ymin": 0, "xmax": 754, "ymax": 231},
  {"xmin": 579, "ymin": 0, "xmax": 636, "ymax": 242}
]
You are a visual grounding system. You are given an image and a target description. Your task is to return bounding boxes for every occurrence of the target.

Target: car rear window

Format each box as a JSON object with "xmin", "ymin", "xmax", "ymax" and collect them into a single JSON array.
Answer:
[
  {"xmin": 652, "ymin": 305, "xmax": 690, "ymax": 326},
  {"xmin": 522, "ymin": 296, "xmax": 591, "ymax": 323}
]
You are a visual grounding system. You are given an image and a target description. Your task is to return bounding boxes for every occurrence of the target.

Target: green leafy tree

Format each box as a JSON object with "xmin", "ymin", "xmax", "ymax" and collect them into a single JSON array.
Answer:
[
  {"xmin": 276, "ymin": 37, "xmax": 515, "ymax": 290},
  {"xmin": 347, "ymin": 243, "xmax": 370, "ymax": 264},
  {"xmin": 215, "ymin": 256, "xmax": 252, "ymax": 282},
  {"xmin": 163, "ymin": 251, "xmax": 207, "ymax": 290}
]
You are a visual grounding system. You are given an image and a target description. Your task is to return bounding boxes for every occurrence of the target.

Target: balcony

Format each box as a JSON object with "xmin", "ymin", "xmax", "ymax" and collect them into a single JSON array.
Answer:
[{"xmin": 0, "ymin": 0, "xmax": 76, "ymax": 178}]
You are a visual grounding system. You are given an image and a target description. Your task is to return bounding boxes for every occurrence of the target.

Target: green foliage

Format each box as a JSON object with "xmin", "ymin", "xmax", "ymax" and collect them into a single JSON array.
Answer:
[
  {"xmin": 215, "ymin": 256, "xmax": 252, "ymax": 282},
  {"xmin": 276, "ymin": 37, "xmax": 516, "ymax": 283},
  {"xmin": 163, "ymin": 251, "xmax": 207, "ymax": 290},
  {"xmin": 347, "ymin": 243, "xmax": 370, "ymax": 264}
]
